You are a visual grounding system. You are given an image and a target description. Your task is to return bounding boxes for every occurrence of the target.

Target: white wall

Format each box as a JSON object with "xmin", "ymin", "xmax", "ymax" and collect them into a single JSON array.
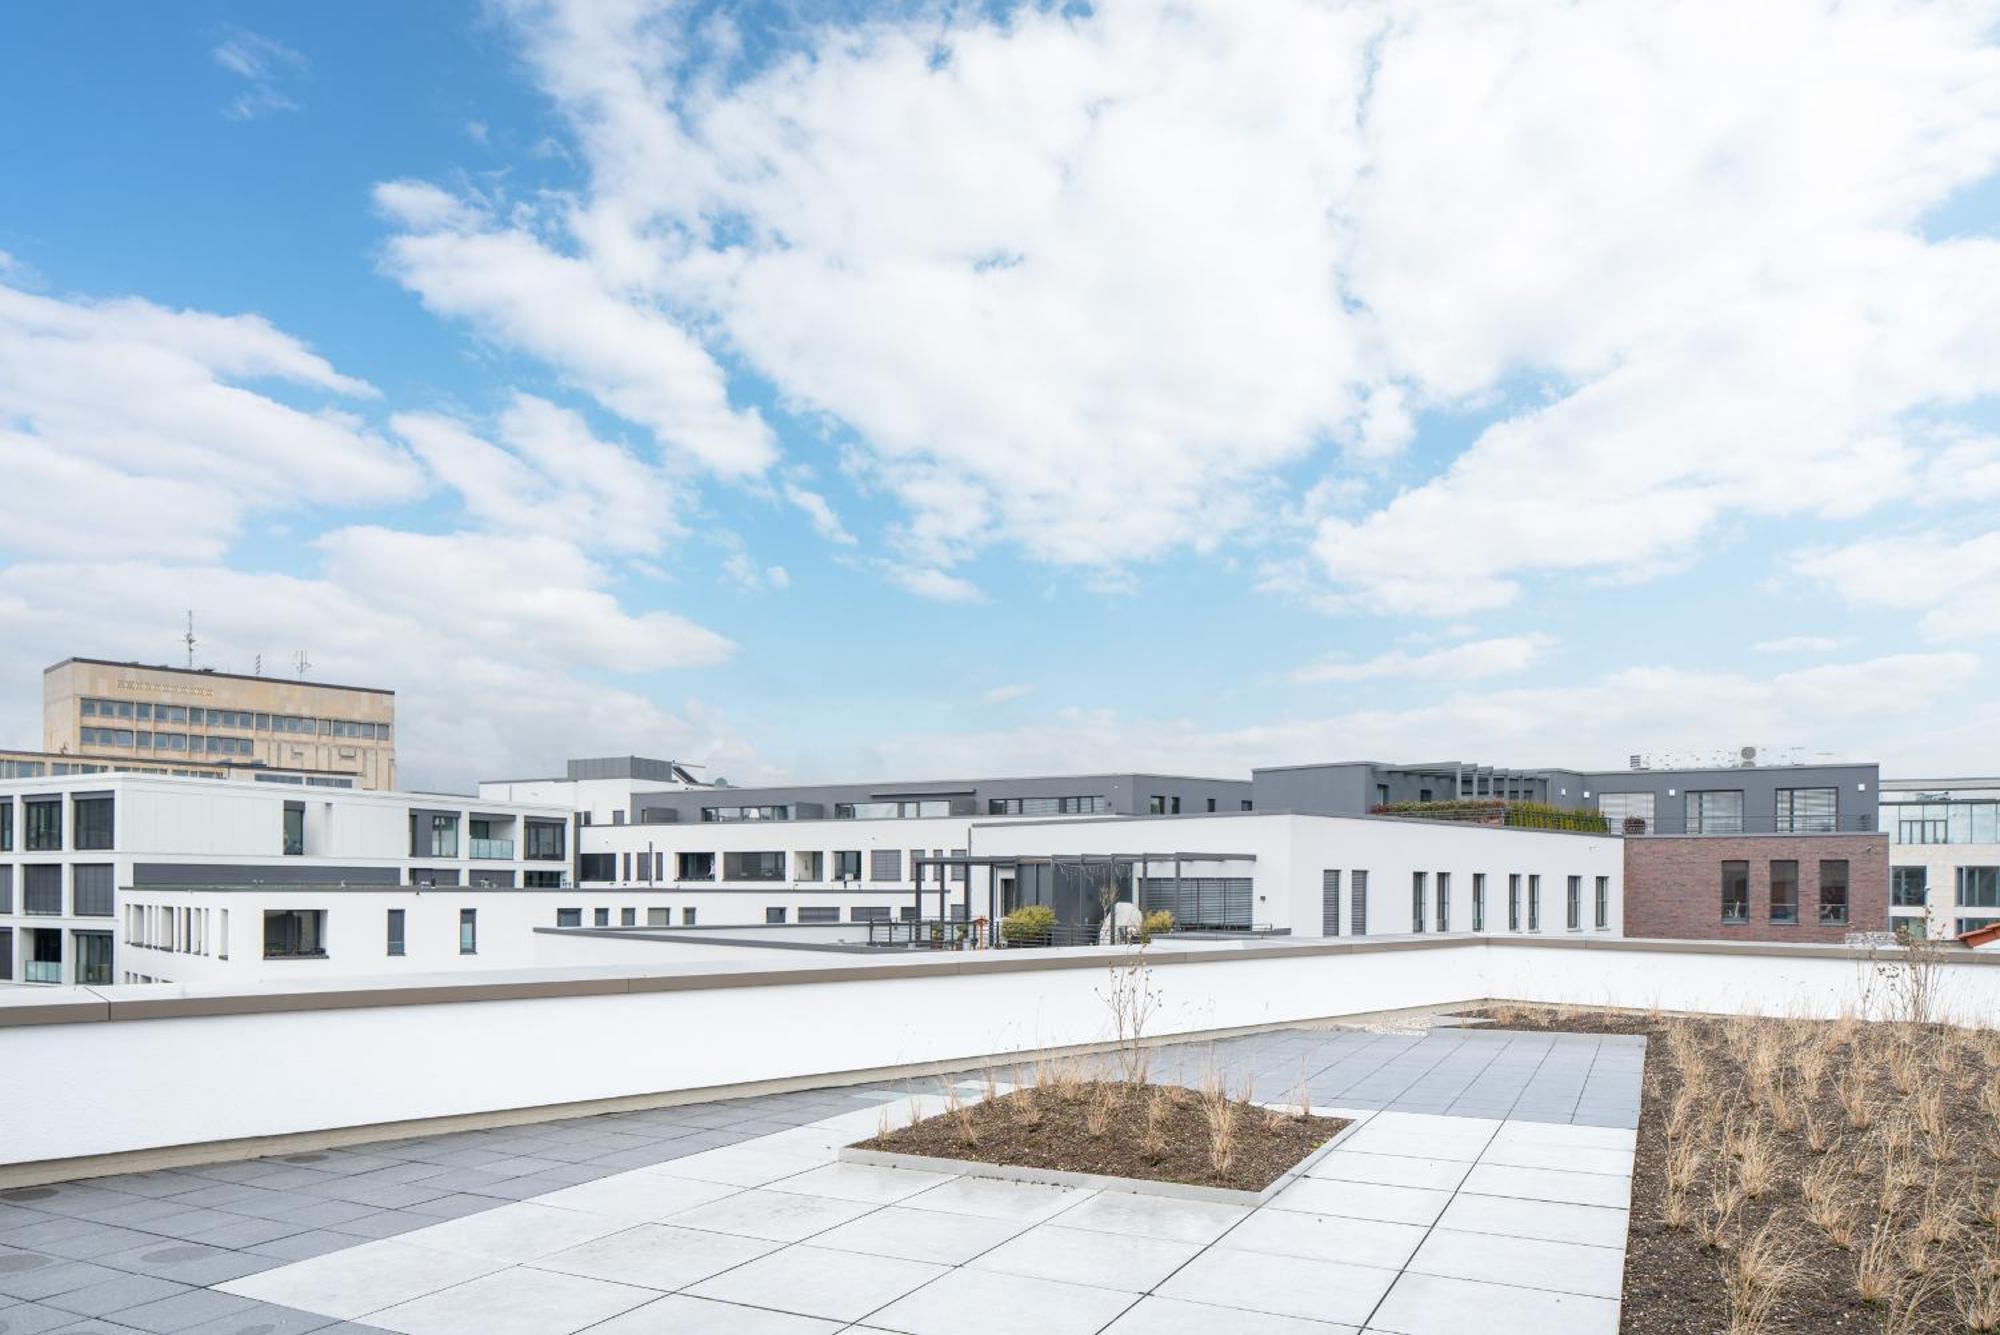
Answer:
[{"xmin": 6, "ymin": 936, "xmax": 1999, "ymax": 1174}]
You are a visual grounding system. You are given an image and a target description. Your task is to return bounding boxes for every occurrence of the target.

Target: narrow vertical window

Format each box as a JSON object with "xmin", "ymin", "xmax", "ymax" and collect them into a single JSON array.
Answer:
[
  {"xmin": 1528, "ymin": 875, "xmax": 1541, "ymax": 931},
  {"xmin": 1472, "ymin": 874, "xmax": 1485, "ymax": 932},
  {"xmin": 1819, "ymin": 861, "xmax": 1849, "ymax": 926},
  {"xmin": 1508, "ymin": 874, "xmax": 1521, "ymax": 931},
  {"xmin": 1437, "ymin": 872, "xmax": 1451, "ymax": 932},
  {"xmin": 1566, "ymin": 876, "xmax": 1581, "ymax": 930},
  {"xmin": 1594, "ymin": 876, "xmax": 1609, "ymax": 929},
  {"xmin": 386, "ymin": 909, "xmax": 406, "ymax": 956},
  {"xmin": 1412, "ymin": 872, "xmax": 1427, "ymax": 932},
  {"xmin": 1321, "ymin": 870, "xmax": 1341, "ymax": 937},
  {"xmin": 458, "ymin": 908, "xmax": 477, "ymax": 955},
  {"xmin": 1722, "ymin": 861, "xmax": 1750, "ymax": 924},
  {"xmin": 1350, "ymin": 870, "xmax": 1368, "ymax": 936}
]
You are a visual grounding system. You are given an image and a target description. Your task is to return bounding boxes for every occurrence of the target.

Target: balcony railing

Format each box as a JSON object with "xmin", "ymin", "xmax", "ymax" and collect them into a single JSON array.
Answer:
[
  {"xmin": 470, "ymin": 837, "xmax": 514, "ymax": 859},
  {"xmin": 1622, "ymin": 816, "xmax": 1878, "ymax": 836},
  {"xmin": 24, "ymin": 960, "xmax": 63, "ymax": 983}
]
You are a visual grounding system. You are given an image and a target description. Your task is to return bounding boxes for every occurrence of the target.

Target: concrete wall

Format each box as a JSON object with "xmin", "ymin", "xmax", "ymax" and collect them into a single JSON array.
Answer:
[
  {"xmin": 1623, "ymin": 832, "xmax": 1889, "ymax": 941},
  {"xmin": 4, "ymin": 935, "xmax": 1998, "ymax": 1179}
]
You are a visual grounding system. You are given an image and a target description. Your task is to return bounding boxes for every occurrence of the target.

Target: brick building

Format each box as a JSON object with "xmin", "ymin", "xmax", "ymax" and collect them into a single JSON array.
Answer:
[{"xmin": 1622, "ymin": 831, "xmax": 1889, "ymax": 942}]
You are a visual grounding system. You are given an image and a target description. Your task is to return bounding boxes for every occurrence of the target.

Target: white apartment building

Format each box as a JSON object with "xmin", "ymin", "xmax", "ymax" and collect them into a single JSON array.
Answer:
[
  {"xmin": 1883, "ymin": 777, "xmax": 2000, "ymax": 939},
  {"xmin": 0, "ymin": 773, "xmax": 569, "ymax": 986}
]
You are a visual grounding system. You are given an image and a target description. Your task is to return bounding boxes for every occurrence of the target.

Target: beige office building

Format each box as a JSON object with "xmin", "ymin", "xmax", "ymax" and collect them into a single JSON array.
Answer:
[{"xmin": 38, "ymin": 659, "xmax": 396, "ymax": 790}]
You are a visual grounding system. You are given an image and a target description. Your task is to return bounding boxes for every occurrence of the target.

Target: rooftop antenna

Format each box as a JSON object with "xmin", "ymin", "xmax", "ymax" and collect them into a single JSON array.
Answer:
[
  {"xmin": 184, "ymin": 611, "xmax": 198, "ymax": 670},
  {"xmin": 253, "ymin": 653, "xmax": 263, "ymax": 677},
  {"xmin": 291, "ymin": 650, "xmax": 312, "ymax": 680}
]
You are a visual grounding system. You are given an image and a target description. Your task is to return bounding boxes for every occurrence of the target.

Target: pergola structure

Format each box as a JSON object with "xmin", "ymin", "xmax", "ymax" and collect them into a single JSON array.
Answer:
[{"xmin": 908, "ymin": 850, "xmax": 1260, "ymax": 940}]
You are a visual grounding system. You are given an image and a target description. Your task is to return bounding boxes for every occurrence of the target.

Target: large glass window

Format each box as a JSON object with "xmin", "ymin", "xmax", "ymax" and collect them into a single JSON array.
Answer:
[
  {"xmin": 1769, "ymin": 861, "xmax": 1799, "ymax": 924},
  {"xmin": 74, "ymin": 931, "xmax": 113, "ymax": 985},
  {"xmin": 1437, "ymin": 872, "xmax": 1451, "ymax": 932},
  {"xmin": 386, "ymin": 909, "xmax": 406, "ymax": 956},
  {"xmin": 1721, "ymin": 861, "xmax": 1750, "ymax": 923},
  {"xmin": 834, "ymin": 850, "xmax": 863, "ymax": 880},
  {"xmin": 25, "ymin": 928, "xmax": 61, "ymax": 982},
  {"xmin": 794, "ymin": 851, "xmax": 824, "ymax": 880},
  {"xmin": 524, "ymin": 821, "xmax": 566, "ymax": 860},
  {"xmin": 870, "ymin": 849, "xmax": 902, "ymax": 882},
  {"xmin": 1819, "ymin": 861, "xmax": 1850, "ymax": 926},
  {"xmin": 988, "ymin": 796, "xmax": 1107, "ymax": 816},
  {"xmin": 23, "ymin": 865, "xmax": 61, "ymax": 915},
  {"xmin": 283, "ymin": 801, "xmax": 305, "ymax": 856},
  {"xmin": 556, "ymin": 908, "xmax": 582, "ymax": 927},
  {"xmin": 410, "ymin": 812, "xmax": 458, "ymax": 858},
  {"xmin": 0, "ymin": 800, "xmax": 11, "ymax": 852},
  {"xmin": 1959, "ymin": 867, "xmax": 2000, "ymax": 908},
  {"xmin": 263, "ymin": 910, "xmax": 326, "ymax": 959},
  {"xmin": 1892, "ymin": 866, "xmax": 1928, "ymax": 906},
  {"xmin": 578, "ymin": 853, "xmax": 617, "ymax": 882},
  {"xmin": 701, "ymin": 804, "xmax": 792, "ymax": 822},
  {"xmin": 1687, "ymin": 791, "xmax": 1745, "ymax": 835},
  {"xmin": 1597, "ymin": 792, "xmax": 1656, "ymax": 834},
  {"xmin": 1887, "ymin": 801, "xmax": 2000, "ymax": 844},
  {"xmin": 24, "ymin": 798, "xmax": 61, "ymax": 851},
  {"xmin": 1775, "ymin": 788, "xmax": 1838, "ymax": 833},
  {"xmin": 723, "ymin": 851, "xmax": 786, "ymax": 881},
  {"xmin": 675, "ymin": 852, "xmax": 715, "ymax": 881},
  {"xmin": 72, "ymin": 865, "xmax": 114, "ymax": 917}
]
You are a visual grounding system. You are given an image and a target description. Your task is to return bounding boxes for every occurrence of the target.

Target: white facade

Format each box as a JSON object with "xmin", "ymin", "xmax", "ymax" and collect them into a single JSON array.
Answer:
[
  {"xmin": 1883, "ymin": 777, "xmax": 2000, "ymax": 940},
  {"xmin": 0, "ymin": 773, "xmax": 569, "ymax": 986}
]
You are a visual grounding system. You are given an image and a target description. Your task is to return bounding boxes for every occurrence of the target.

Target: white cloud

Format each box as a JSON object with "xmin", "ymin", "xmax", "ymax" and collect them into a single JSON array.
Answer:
[
  {"xmin": 0, "ymin": 281, "xmax": 418, "ymax": 560},
  {"xmin": 374, "ymin": 182, "xmax": 775, "ymax": 477},
  {"xmin": 782, "ymin": 475, "xmax": 858, "ymax": 546},
  {"xmin": 1291, "ymin": 634, "xmax": 1552, "ymax": 685},
  {"xmin": 1752, "ymin": 635, "xmax": 1846, "ymax": 655},
  {"xmin": 722, "ymin": 552, "xmax": 789, "ymax": 592},
  {"xmin": 1796, "ymin": 530, "xmax": 2000, "ymax": 640},
  {"xmin": 980, "ymin": 683, "xmax": 1033, "ymax": 705},
  {"xmin": 373, "ymin": 0, "xmax": 2000, "ymax": 612},
  {"xmin": 885, "ymin": 565, "xmax": 983, "ymax": 603},
  {"xmin": 213, "ymin": 28, "xmax": 306, "ymax": 120},
  {"xmin": 395, "ymin": 395, "xmax": 683, "ymax": 555}
]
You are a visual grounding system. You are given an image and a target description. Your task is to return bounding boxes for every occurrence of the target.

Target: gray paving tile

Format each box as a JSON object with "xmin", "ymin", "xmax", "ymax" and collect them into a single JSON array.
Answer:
[
  {"xmin": 0, "ymin": 1301, "xmax": 82, "ymax": 1333},
  {"xmin": 38, "ymin": 1274, "xmax": 192, "ymax": 1319},
  {"xmin": 0, "ymin": 1257, "xmax": 131, "ymax": 1304},
  {"xmin": 86, "ymin": 1287, "xmax": 259, "ymax": 1334}
]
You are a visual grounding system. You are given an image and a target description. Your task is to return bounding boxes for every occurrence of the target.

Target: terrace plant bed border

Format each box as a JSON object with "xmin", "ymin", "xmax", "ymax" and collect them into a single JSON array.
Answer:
[
  {"xmin": 1457, "ymin": 1001, "xmax": 2000, "ymax": 1335},
  {"xmin": 845, "ymin": 1080, "xmax": 1353, "ymax": 1205}
]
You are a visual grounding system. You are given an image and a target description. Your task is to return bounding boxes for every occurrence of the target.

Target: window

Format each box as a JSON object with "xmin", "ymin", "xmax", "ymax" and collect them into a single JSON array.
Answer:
[
  {"xmin": 411, "ymin": 812, "xmax": 459, "ymax": 858},
  {"xmin": 1207, "ymin": 798, "xmax": 1218, "ymax": 812},
  {"xmin": 1170, "ymin": 796, "xmax": 1182, "ymax": 814},
  {"xmin": 675, "ymin": 852, "xmax": 715, "ymax": 881},
  {"xmin": 1508, "ymin": 874, "xmax": 1521, "ymax": 931},
  {"xmin": 1321, "ymin": 870, "xmax": 1341, "ymax": 936},
  {"xmin": 556, "ymin": 908, "xmax": 581, "ymax": 928},
  {"xmin": 1472, "ymin": 874, "xmax": 1486, "ymax": 932},
  {"xmin": 0, "ymin": 800, "xmax": 11, "ymax": 851},
  {"xmin": 870, "ymin": 849, "xmax": 902, "ymax": 882},
  {"xmin": 524, "ymin": 821, "xmax": 566, "ymax": 860},
  {"xmin": 263, "ymin": 910, "xmax": 326, "ymax": 959},
  {"xmin": 794, "ymin": 851, "xmax": 824, "ymax": 881},
  {"xmin": 1769, "ymin": 861, "xmax": 1799, "ymax": 924},
  {"xmin": 1148, "ymin": 796, "xmax": 1166, "ymax": 815},
  {"xmin": 524, "ymin": 870, "xmax": 561, "ymax": 888},
  {"xmin": 1350, "ymin": 870, "xmax": 1368, "ymax": 936},
  {"xmin": 1437, "ymin": 873, "xmax": 1451, "ymax": 932},
  {"xmin": 1686, "ymin": 790, "xmax": 1745, "ymax": 835},
  {"xmin": 1819, "ymin": 861, "xmax": 1850, "ymax": 926},
  {"xmin": 576, "ymin": 854, "xmax": 615, "ymax": 882},
  {"xmin": 1957, "ymin": 917, "xmax": 2000, "ymax": 937},
  {"xmin": 1893, "ymin": 866, "xmax": 1929, "ymax": 907},
  {"xmin": 724, "ymin": 851, "xmax": 786, "ymax": 881},
  {"xmin": 1594, "ymin": 876, "xmax": 1609, "ymax": 929},
  {"xmin": 0, "ymin": 927, "xmax": 10, "ymax": 980},
  {"xmin": 681, "ymin": 908, "xmax": 696, "ymax": 926},
  {"xmin": 594, "ymin": 907, "xmax": 610, "ymax": 926},
  {"xmin": 24, "ymin": 798, "xmax": 61, "ymax": 851},
  {"xmin": 72, "ymin": 865, "xmax": 113, "ymax": 917},
  {"xmin": 1721, "ymin": 861, "xmax": 1750, "ymax": 923},
  {"xmin": 74, "ymin": 931, "xmax": 113, "ymax": 985},
  {"xmin": 386, "ymin": 909, "xmax": 406, "ymax": 956},
  {"xmin": 614, "ymin": 907, "xmax": 631, "ymax": 926},
  {"xmin": 988, "ymin": 795, "xmax": 1108, "ymax": 816},
  {"xmin": 648, "ymin": 907, "xmax": 670, "ymax": 926},
  {"xmin": 458, "ymin": 908, "xmax": 477, "ymax": 954},
  {"xmin": 1411, "ymin": 872, "xmax": 1427, "ymax": 932},
  {"xmin": 765, "ymin": 907, "xmax": 788, "ymax": 924},
  {"xmin": 283, "ymin": 801, "xmax": 305, "ymax": 856},
  {"xmin": 73, "ymin": 795, "xmax": 113, "ymax": 850},
  {"xmin": 0, "ymin": 866, "xmax": 10, "ymax": 915},
  {"xmin": 1959, "ymin": 867, "xmax": 2000, "ymax": 908},
  {"xmin": 834, "ymin": 799, "xmax": 951, "ymax": 820},
  {"xmin": 25, "ymin": 928, "xmax": 62, "ymax": 983},
  {"xmin": 1566, "ymin": 876, "xmax": 1581, "ymax": 930},
  {"xmin": 852, "ymin": 906, "xmax": 890, "ymax": 922},
  {"xmin": 24, "ymin": 865, "xmax": 61, "ymax": 915},
  {"xmin": 701, "ymin": 804, "xmax": 792, "ymax": 822},
  {"xmin": 800, "ymin": 906, "xmax": 839, "ymax": 924},
  {"xmin": 1775, "ymin": 787, "xmax": 1838, "ymax": 833},
  {"xmin": 833, "ymin": 850, "xmax": 863, "ymax": 881},
  {"xmin": 1528, "ymin": 875, "xmax": 1542, "ymax": 931}
]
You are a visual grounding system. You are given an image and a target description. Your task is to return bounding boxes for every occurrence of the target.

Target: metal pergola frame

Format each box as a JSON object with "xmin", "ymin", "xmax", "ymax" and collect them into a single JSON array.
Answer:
[{"xmin": 908, "ymin": 850, "xmax": 1260, "ymax": 936}]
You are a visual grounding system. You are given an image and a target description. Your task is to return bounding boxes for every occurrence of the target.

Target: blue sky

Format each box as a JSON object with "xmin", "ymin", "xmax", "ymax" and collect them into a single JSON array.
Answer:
[{"xmin": 4, "ymin": 0, "xmax": 2000, "ymax": 790}]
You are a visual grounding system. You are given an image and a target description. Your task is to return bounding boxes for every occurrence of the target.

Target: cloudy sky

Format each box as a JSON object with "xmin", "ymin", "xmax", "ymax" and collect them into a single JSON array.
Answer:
[{"xmin": 4, "ymin": 0, "xmax": 2000, "ymax": 791}]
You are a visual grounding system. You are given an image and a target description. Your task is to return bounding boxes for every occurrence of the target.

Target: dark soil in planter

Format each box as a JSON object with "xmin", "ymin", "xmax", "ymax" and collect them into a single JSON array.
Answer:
[
  {"xmin": 1458, "ymin": 1004, "xmax": 2000, "ymax": 1334},
  {"xmin": 855, "ymin": 1080, "xmax": 1349, "ymax": 1193}
]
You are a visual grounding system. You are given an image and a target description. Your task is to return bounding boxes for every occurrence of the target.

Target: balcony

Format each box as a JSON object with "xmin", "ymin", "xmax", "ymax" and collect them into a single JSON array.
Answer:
[
  {"xmin": 23, "ymin": 960, "xmax": 62, "ymax": 984},
  {"xmin": 469, "ymin": 837, "xmax": 514, "ymax": 860}
]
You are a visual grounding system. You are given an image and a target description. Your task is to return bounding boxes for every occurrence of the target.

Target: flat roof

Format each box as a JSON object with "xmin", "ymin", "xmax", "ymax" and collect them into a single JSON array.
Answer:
[{"xmin": 47, "ymin": 657, "xmax": 394, "ymax": 697}]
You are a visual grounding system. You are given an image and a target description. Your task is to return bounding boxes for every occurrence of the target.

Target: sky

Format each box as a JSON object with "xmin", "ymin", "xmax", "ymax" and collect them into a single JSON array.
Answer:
[{"xmin": 4, "ymin": 0, "xmax": 2000, "ymax": 792}]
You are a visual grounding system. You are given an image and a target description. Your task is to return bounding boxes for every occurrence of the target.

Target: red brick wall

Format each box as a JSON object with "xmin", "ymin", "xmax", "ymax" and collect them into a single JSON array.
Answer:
[{"xmin": 1623, "ymin": 833, "xmax": 1889, "ymax": 942}]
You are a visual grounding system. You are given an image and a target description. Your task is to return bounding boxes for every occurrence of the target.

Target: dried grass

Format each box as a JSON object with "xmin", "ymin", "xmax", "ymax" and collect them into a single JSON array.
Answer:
[
  {"xmin": 1855, "ymin": 1218, "xmax": 1901, "ymax": 1305},
  {"xmin": 1721, "ymin": 1214, "xmax": 1804, "ymax": 1335},
  {"xmin": 1836, "ymin": 1067, "xmax": 1874, "ymax": 1132}
]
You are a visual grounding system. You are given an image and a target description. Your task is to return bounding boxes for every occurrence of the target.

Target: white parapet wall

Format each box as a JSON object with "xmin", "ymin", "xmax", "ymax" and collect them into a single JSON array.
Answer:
[{"xmin": 2, "ymin": 935, "xmax": 1997, "ymax": 1182}]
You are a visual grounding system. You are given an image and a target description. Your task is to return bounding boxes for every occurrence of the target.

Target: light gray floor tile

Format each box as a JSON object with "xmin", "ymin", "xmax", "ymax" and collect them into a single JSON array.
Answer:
[
  {"xmin": 1305, "ymin": 1153, "xmax": 1472, "ymax": 1192},
  {"xmin": 1434, "ymin": 1194, "xmax": 1630, "ymax": 1249},
  {"xmin": 685, "ymin": 1244, "xmax": 943, "ymax": 1324},
  {"xmin": 968, "ymin": 1223, "xmax": 1200, "ymax": 1293},
  {"xmin": 1487, "ymin": 1124, "xmax": 1635, "ymax": 1153},
  {"xmin": 661, "ymin": 1189, "xmax": 874, "ymax": 1243},
  {"xmin": 810, "ymin": 1206, "xmax": 1026, "ymax": 1265},
  {"xmin": 366, "ymin": 1267, "xmax": 654, "ymax": 1335},
  {"xmin": 1475, "ymin": 1144, "xmax": 1634, "ymax": 1175},
  {"xmin": 1459, "ymin": 1165, "xmax": 1631, "ymax": 1210},
  {"xmin": 1100, "ymin": 1295, "xmax": 1358, "ymax": 1334},
  {"xmin": 507, "ymin": 1174, "xmax": 737, "ymax": 1224},
  {"xmin": 388, "ymin": 1204, "xmax": 626, "ymax": 1264},
  {"xmin": 1406, "ymin": 1229, "xmax": 1624, "ymax": 1299},
  {"xmin": 1218, "ymin": 1208, "xmax": 1425, "ymax": 1272},
  {"xmin": 1158, "ymin": 1248, "xmax": 1395, "ymax": 1326},
  {"xmin": 770, "ymin": 1164, "xmax": 953, "ymax": 1206},
  {"xmin": 529, "ymin": 1223, "xmax": 775, "ymax": 1290},
  {"xmin": 1053, "ymin": 1193, "xmax": 1249, "ymax": 1246},
  {"xmin": 580, "ymin": 1294, "xmax": 840, "ymax": 1334},
  {"xmin": 1266, "ymin": 1179, "xmax": 1451, "ymax": 1227},
  {"xmin": 216, "ymin": 1241, "xmax": 500, "ymax": 1321},
  {"xmin": 899, "ymin": 1178, "xmax": 1085, "ymax": 1225},
  {"xmin": 37, "ymin": 1274, "xmax": 190, "ymax": 1319},
  {"xmin": 863, "ymin": 1266, "xmax": 1138, "ymax": 1335},
  {"xmin": 1364, "ymin": 1272, "xmax": 1620, "ymax": 1335}
]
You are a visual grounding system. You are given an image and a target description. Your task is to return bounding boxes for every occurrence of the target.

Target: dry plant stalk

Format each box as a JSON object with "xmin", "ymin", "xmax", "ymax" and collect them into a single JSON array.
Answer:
[
  {"xmin": 942, "ymin": 1080, "xmax": 978, "ymax": 1148},
  {"xmin": 1960, "ymin": 1257, "xmax": 2000, "ymax": 1334},
  {"xmin": 1722, "ymin": 1215, "xmax": 1802, "ymax": 1335},
  {"xmin": 1661, "ymin": 1185, "xmax": 1692, "ymax": 1232},
  {"xmin": 1914, "ymin": 1083, "xmax": 1948, "ymax": 1141},
  {"xmin": 1697, "ymin": 1180, "xmax": 1742, "ymax": 1251},
  {"xmin": 1806, "ymin": 1192, "xmax": 1855, "ymax": 1249},
  {"xmin": 1139, "ymin": 1084, "xmax": 1169, "ymax": 1162},
  {"xmin": 1732, "ymin": 1127, "xmax": 1778, "ymax": 1201},
  {"xmin": 1914, "ymin": 1174, "xmax": 1964, "ymax": 1249},
  {"xmin": 1201, "ymin": 1071, "xmax": 1240, "ymax": 1173},
  {"xmin": 1802, "ymin": 1104, "xmax": 1835, "ymax": 1155},
  {"xmin": 1667, "ymin": 1139, "xmax": 1705, "ymax": 1194},
  {"xmin": 1767, "ymin": 1084, "xmax": 1799, "ymax": 1136},
  {"xmin": 1977, "ymin": 1182, "xmax": 2000, "ymax": 1230},
  {"xmin": 1836, "ymin": 1068, "xmax": 1873, "ymax": 1131},
  {"xmin": 1801, "ymin": 1155, "xmax": 1843, "ymax": 1209},
  {"xmin": 1855, "ymin": 1219, "xmax": 1900, "ymax": 1304},
  {"xmin": 1083, "ymin": 1082, "xmax": 1113, "ymax": 1137},
  {"xmin": 1887, "ymin": 1039, "xmax": 1922, "ymax": 1097}
]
